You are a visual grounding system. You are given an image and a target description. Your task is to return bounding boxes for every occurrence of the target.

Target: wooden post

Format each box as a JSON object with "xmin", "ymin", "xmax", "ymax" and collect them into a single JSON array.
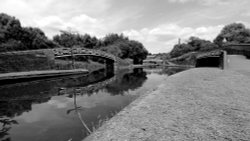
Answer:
[{"xmin": 71, "ymin": 47, "xmax": 75, "ymax": 69}]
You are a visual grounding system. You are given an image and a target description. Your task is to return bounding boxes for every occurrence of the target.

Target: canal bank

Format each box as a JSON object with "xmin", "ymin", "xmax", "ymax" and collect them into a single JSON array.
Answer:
[
  {"xmin": 0, "ymin": 69, "xmax": 88, "ymax": 85},
  {"xmin": 85, "ymin": 68, "xmax": 250, "ymax": 141}
]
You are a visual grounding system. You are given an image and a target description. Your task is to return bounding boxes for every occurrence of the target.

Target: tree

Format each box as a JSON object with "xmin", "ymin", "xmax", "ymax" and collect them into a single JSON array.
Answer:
[
  {"xmin": 187, "ymin": 36, "xmax": 204, "ymax": 51},
  {"xmin": 0, "ymin": 13, "xmax": 58, "ymax": 52},
  {"xmin": 170, "ymin": 36, "xmax": 218, "ymax": 58},
  {"xmin": 100, "ymin": 44, "xmax": 122, "ymax": 57},
  {"xmin": 170, "ymin": 43, "xmax": 193, "ymax": 58},
  {"xmin": 102, "ymin": 33, "xmax": 129, "ymax": 46},
  {"xmin": 102, "ymin": 33, "xmax": 131, "ymax": 59},
  {"xmin": 187, "ymin": 36, "xmax": 218, "ymax": 52},
  {"xmin": 81, "ymin": 34, "xmax": 98, "ymax": 49},
  {"xmin": 0, "ymin": 13, "xmax": 21, "ymax": 41},
  {"xmin": 100, "ymin": 33, "xmax": 148, "ymax": 64},
  {"xmin": 199, "ymin": 41, "xmax": 218, "ymax": 51},
  {"xmin": 53, "ymin": 31, "xmax": 98, "ymax": 49},
  {"xmin": 214, "ymin": 23, "xmax": 250, "ymax": 45},
  {"xmin": 21, "ymin": 27, "xmax": 55, "ymax": 49},
  {"xmin": 53, "ymin": 31, "xmax": 76, "ymax": 47},
  {"xmin": 0, "ymin": 13, "xmax": 23, "ymax": 51},
  {"xmin": 53, "ymin": 30, "xmax": 149, "ymax": 63},
  {"xmin": 128, "ymin": 40, "xmax": 148, "ymax": 64}
]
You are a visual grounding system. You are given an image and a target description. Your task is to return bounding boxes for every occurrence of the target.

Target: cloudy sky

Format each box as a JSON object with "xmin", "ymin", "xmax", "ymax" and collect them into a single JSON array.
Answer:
[{"xmin": 1, "ymin": 0, "xmax": 250, "ymax": 53}]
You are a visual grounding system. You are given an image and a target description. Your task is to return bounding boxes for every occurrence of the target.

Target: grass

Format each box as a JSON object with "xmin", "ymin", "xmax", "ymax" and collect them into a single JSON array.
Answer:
[{"xmin": 0, "ymin": 53, "xmax": 54, "ymax": 73}]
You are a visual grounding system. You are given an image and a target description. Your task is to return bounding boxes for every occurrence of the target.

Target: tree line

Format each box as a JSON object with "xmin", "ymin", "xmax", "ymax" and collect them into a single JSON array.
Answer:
[
  {"xmin": 0, "ymin": 13, "xmax": 57, "ymax": 52},
  {"xmin": 170, "ymin": 23, "xmax": 250, "ymax": 58},
  {"xmin": 0, "ymin": 13, "xmax": 148, "ymax": 64},
  {"xmin": 53, "ymin": 31, "xmax": 148, "ymax": 64}
]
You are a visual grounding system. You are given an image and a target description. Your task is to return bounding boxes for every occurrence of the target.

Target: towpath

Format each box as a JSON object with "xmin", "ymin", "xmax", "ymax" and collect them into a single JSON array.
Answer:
[{"xmin": 85, "ymin": 68, "xmax": 250, "ymax": 141}]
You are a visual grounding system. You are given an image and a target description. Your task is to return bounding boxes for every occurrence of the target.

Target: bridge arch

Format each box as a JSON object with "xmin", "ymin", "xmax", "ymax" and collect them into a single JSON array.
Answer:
[{"xmin": 53, "ymin": 48, "xmax": 116, "ymax": 71}]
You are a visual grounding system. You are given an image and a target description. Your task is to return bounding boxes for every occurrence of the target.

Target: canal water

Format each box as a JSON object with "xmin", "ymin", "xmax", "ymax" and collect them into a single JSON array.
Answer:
[{"xmin": 0, "ymin": 67, "xmax": 187, "ymax": 141}]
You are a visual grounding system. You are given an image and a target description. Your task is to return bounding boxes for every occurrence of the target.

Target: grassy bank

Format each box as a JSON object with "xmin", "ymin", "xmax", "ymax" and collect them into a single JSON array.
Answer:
[
  {"xmin": 169, "ymin": 52, "xmax": 197, "ymax": 66},
  {"xmin": 0, "ymin": 53, "xmax": 106, "ymax": 73},
  {"xmin": 0, "ymin": 49, "xmax": 137, "ymax": 74},
  {"xmin": 0, "ymin": 53, "xmax": 54, "ymax": 73}
]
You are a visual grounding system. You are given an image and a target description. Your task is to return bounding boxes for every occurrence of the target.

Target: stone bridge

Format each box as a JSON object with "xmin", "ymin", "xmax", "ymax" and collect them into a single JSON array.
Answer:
[
  {"xmin": 53, "ymin": 48, "xmax": 117, "ymax": 70},
  {"xmin": 0, "ymin": 47, "xmax": 117, "ymax": 62},
  {"xmin": 53, "ymin": 48, "xmax": 116, "ymax": 61},
  {"xmin": 0, "ymin": 48, "xmax": 117, "ymax": 71}
]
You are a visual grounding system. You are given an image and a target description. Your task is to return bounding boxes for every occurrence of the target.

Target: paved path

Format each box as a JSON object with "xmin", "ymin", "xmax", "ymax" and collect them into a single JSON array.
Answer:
[
  {"xmin": 85, "ymin": 68, "xmax": 250, "ymax": 141},
  {"xmin": 227, "ymin": 55, "xmax": 250, "ymax": 71}
]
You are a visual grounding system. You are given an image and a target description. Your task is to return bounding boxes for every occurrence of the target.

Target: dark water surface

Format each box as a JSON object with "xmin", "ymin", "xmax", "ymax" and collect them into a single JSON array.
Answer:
[{"xmin": 0, "ymin": 67, "xmax": 187, "ymax": 141}]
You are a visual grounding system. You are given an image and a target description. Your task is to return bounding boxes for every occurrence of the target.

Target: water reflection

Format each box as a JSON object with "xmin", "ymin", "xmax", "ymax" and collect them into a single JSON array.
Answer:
[
  {"xmin": 0, "ymin": 69, "xmax": 114, "ymax": 101},
  {"xmin": 0, "ymin": 118, "xmax": 18, "ymax": 141},
  {"xmin": 66, "ymin": 92, "xmax": 92, "ymax": 135},
  {"xmin": 144, "ymin": 66, "xmax": 188, "ymax": 76},
  {"xmin": 105, "ymin": 68, "xmax": 147, "ymax": 95},
  {"xmin": 0, "ymin": 67, "xmax": 186, "ymax": 141},
  {"xmin": 0, "ymin": 69, "xmax": 115, "ymax": 141}
]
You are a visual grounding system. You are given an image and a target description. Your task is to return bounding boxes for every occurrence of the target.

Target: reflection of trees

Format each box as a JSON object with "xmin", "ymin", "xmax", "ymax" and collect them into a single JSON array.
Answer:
[
  {"xmin": 0, "ymin": 101, "xmax": 32, "ymax": 118},
  {"xmin": 0, "ymin": 100, "xmax": 30, "ymax": 140},
  {"xmin": 0, "ymin": 68, "xmax": 114, "ymax": 118},
  {"xmin": 0, "ymin": 68, "xmax": 114, "ymax": 101},
  {"xmin": 0, "ymin": 98, "xmax": 50, "ymax": 118},
  {"xmin": 0, "ymin": 82, "xmax": 54, "ymax": 100},
  {"xmin": 0, "ymin": 68, "xmax": 115, "ymax": 140},
  {"xmin": 0, "ymin": 98, "xmax": 50, "ymax": 141},
  {"xmin": 74, "ymin": 69, "xmax": 114, "ymax": 87},
  {"xmin": 161, "ymin": 67, "xmax": 187, "ymax": 76},
  {"xmin": 59, "ymin": 69, "xmax": 115, "ymax": 97},
  {"xmin": 105, "ymin": 68, "xmax": 147, "ymax": 95},
  {"xmin": 142, "ymin": 66, "xmax": 188, "ymax": 76},
  {"xmin": 0, "ymin": 118, "xmax": 18, "ymax": 141},
  {"xmin": 57, "ymin": 68, "xmax": 114, "ymax": 89}
]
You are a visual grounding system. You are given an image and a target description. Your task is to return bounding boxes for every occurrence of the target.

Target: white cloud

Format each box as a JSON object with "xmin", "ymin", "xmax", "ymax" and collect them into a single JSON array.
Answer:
[
  {"xmin": 69, "ymin": 14, "xmax": 105, "ymax": 35},
  {"xmin": 201, "ymin": 0, "xmax": 229, "ymax": 6},
  {"xmin": 1, "ymin": 0, "xmax": 250, "ymax": 54},
  {"xmin": 148, "ymin": 24, "xmax": 193, "ymax": 37},
  {"xmin": 124, "ymin": 24, "xmax": 224, "ymax": 53},
  {"xmin": 168, "ymin": 0, "xmax": 195, "ymax": 3},
  {"xmin": 19, "ymin": 14, "xmax": 107, "ymax": 38},
  {"xmin": 168, "ymin": 0, "xmax": 237, "ymax": 6},
  {"xmin": 0, "ymin": 0, "xmax": 111, "ymax": 37},
  {"xmin": 241, "ymin": 11, "xmax": 250, "ymax": 17}
]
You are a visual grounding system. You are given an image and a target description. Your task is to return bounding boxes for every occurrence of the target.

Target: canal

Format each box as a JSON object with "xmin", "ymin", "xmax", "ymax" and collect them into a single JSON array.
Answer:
[{"xmin": 0, "ymin": 67, "xmax": 187, "ymax": 141}]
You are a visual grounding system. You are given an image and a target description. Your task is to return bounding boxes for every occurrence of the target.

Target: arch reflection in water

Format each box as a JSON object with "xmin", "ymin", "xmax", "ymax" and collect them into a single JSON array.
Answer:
[
  {"xmin": 0, "ymin": 68, "xmax": 155, "ymax": 141},
  {"xmin": 0, "ymin": 67, "xmax": 188, "ymax": 141},
  {"xmin": 144, "ymin": 66, "xmax": 188, "ymax": 76}
]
